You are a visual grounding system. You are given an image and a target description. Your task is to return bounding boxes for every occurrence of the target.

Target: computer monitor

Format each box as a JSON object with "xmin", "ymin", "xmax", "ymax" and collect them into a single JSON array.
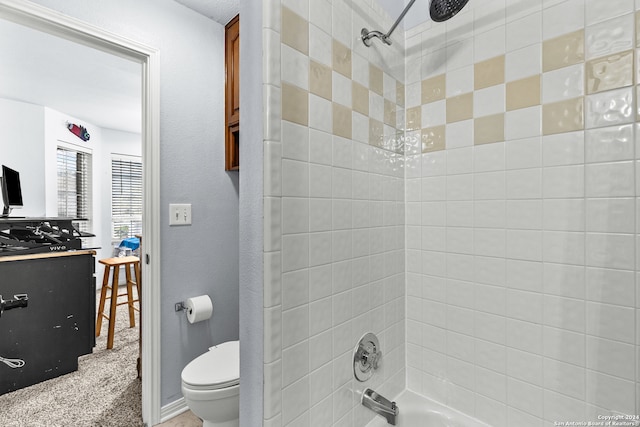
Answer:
[{"xmin": 1, "ymin": 165, "xmax": 23, "ymax": 217}]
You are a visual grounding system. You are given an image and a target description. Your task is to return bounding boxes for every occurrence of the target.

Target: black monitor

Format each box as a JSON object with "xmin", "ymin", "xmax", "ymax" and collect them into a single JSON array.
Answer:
[{"xmin": 1, "ymin": 165, "xmax": 23, "ymax": 217}]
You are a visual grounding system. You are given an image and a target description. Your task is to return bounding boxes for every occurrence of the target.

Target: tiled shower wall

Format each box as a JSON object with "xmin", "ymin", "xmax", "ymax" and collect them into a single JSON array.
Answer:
[
  {"xmin": 404, "ymin": 0, "xmax": 640, "ymax": 426},
  {"xmin": 262, "ymin": 0, "xmax": 407, "ymax": 426}
]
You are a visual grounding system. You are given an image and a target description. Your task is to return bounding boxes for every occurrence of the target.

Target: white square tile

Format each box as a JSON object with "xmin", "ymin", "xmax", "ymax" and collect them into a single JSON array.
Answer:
[
  {"xmin": 543, "ymin": 294, "xmax": 586, "ymax": 333},
  {"xmin": 586, "ymin": 13, "xmax": 635, "ymax": 60},
  {"xmin": 585, "ymin": 161, "xmax": 635, "ymax": 197},
  {"xmin": 544, "ymin": 390, "xmax": 586, "ymax": 424},
  {"xmin": 543, "ymin": 326, "xmax": 585, "ymax": 366},
  {"xmin": 475, "ymin": 228, "xmax": 506, "ymax": 258},
  {"xmin": 506, "ymin": 169, "xmax": 542, "ymax": 200},
  {"xmin": 586, "ymin": 370, "xmax": 636, "ymax": 415},
  {"xmin": 476, "ymin": 311, "xmax": 507, "ymax": 345},
  {"xmin": 507, "ymin": 347, "xmax": 543, "ymax": 386},
  {"xmin": 282, "ymin": 377, "xmax": 310, "ymax": 425},
  {"xmin": 586, "ymin": 232, "xmax": 635, "ymax": 270},
  {"xmin": 506, "ymin": 259, "xmax": 543, "ymax": 292},
  {"xmin": 506, "ymin": 229, "xmax": 543, "ymax": 261},
  {"xmin": 543, "ymin": 357, "xmax": 586, "ymax": 400},
  {"xmin": 586, "ymin": 336, "xmax": 636, "ymax": 380},
  {"xmin": 282, "ymin": 234, "xmax": 309, "ymax": 273},
  {"xmin": 586, "ymin": 124, "xmax": 634, "ymax": 163},
  {"xmin": 447, "ymin": 147, "xmax": 474, "ymax": 175},
  {"xmin": 507, "ymin": 289, "xmax": 543, "ymax": 323},
  {"xmin": 282, "ymin": 268, "xmax": 309, "ymax": 312},
  {"xmin": 474, "ymin": 171, "xmax": 506, "ymax": 200},
  {"xmin": 446, "ymin": 65, "xmax": 474, "ymax": 96},
  {"xmin": 475, "ymin": 282, "xmax": 507, "ymax": 315},
  {"xmin": 446, "ymin": 119, "xmax": 474, "ymax": 149},
  {"xmin": 332, "ymin": 72, "xmax": 352, "ymax": 108},
  {"xmin": 447, "ymin": 174, "xmax": 474, "ymax": 200},
  {"xmin": 586, "ymin": 0, "xmax": 634, "ymax": 25},
  {"xmin": 544, "ymin": 262, "xmax": 586, "ymax": 299},
  {"xmin": 505, "ymin": 106, "xmax": 542, "ymax": 140},
  {"xmin": 282, "ymin": 197, "xmax": 310, "ymax": 235},
  {"xmin": 282, "ymin": 44, "xmax": 309, "ymax": 90},
  {"xmin": 282, "ymin": 340, "xmax": 309, "ymax": 388},
  {"xmin": 309, "ymin": 24, "xmax": 332, "ymax": 67},
  {"xmin": 474, "ymin": 84, "xmax": 506, "ymax": 117},
  {"xmin": 506, "ymin": 12, "xmax": 542, "ymax": 52},
  {"xmin": 586, "ymin": 197, "xmax": 635, "ymax": 233},
  {"xmin": 475, "ymin": 26, "xmax": 506, "ymax": 62},
  {"xmin": 474, "ymin": 200, "xmax": 506, "ymax": 228},
  {"xmin": 422, "ymin": 151, "xmax": 448, "ymax": 177},
  {"xmin": 506, "ymin": 44, "xmax": 542, "ymax": 82},
  {"xmin": 505, "ymin": 137, "xmax": 542, "ymax": 170},
  {"xmin": 507, "ymin": 377, "xmax": 544, "ymax": 417},
  {"xmin": 586, "ymin": 266, "xmax": 635, "ymax": 306},
  {"xmin": 586, "ymin": 301, "xmax": 636, "ymax": 343},
  {"xmin": 543, "ymin": 0, "xmax": 585, "ymax": 40},
  {"xmin": 543, "ymin": 165, "xmax": 584, "ymax": 198},
  {"xmin": 542, "ymin": 231, "xmax": 585, "ymax": 265},
  {"xmin": 309, "ymin": 129, "xmax": 332, "ymax": 166},
  {"xmin": 542, "ymin": 64, "xmax": 584, "ymax": 104},
  {"xmin": 543, "ymin": 199, "xmax": 585, "ymax": 231},
  {"xmin": 421, "ymin": 100, "xmax": 446, "ymax": 127},
  {"xmin": 446, "ymin": 38, "xmax": 475, "ymax": 71},
  {"xmin": 542, "ymin": 131, "xmax": 585, "ymax": 166},
  {"xmin": 585, "ymin": 87, "xmax": 634, "ymax": 129}
]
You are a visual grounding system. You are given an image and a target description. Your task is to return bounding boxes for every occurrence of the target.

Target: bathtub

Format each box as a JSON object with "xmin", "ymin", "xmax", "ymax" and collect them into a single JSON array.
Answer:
[{"xmin": 365, "ymin": 390, "xmax": 490, "ymax": 427}]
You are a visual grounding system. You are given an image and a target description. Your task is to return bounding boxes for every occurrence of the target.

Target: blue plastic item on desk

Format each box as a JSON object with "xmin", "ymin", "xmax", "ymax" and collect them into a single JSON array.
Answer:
[{"xmin": 119, "ymin": 237, "xmax": 140, "ymax": 251}]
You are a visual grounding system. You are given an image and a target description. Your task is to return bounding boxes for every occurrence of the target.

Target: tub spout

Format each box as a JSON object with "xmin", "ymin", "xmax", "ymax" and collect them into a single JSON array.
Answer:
[{"xmin": 362, "ymin": 388, "xmax": 399, "ymax": 425}]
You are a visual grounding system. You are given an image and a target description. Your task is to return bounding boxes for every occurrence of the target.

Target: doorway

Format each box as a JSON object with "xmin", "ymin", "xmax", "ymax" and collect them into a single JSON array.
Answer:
[{"xmin": 0, "ymin": 0, "xmax": 161, "ymax": 424}]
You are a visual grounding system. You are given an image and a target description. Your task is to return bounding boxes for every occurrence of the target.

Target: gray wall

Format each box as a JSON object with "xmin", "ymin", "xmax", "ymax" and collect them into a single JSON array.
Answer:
[
  {"xmin": 27, "ymin": 0, "xmax": 240, "ymax": 406},
  {"xmin": 238, "ymin": 0, "xmax": 263, "ymax": 425}
]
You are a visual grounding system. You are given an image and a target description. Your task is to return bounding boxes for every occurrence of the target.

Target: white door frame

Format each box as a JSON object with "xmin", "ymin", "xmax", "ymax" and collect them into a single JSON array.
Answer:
[{"xmin": 0, "ymin": 0, "xmax": 162, "ymax": 424}]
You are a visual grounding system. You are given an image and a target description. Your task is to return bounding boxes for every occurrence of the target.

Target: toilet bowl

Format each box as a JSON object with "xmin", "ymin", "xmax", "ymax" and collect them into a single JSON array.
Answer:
[{"xmin": 181, "ymin": 340, "xmax": 239, "ymax": 427}]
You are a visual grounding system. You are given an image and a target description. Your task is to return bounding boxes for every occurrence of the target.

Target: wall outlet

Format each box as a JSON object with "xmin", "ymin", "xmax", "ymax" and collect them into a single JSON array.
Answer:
[{"xmin": 169, "ymin": 203, "xmax": 192, "ymax": 226}]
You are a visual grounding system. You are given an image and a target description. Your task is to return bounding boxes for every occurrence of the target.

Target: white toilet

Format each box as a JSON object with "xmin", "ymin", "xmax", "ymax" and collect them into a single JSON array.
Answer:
[{"xmin": 181, "ymin": 340, "xmax": 239, "ymax": 427}]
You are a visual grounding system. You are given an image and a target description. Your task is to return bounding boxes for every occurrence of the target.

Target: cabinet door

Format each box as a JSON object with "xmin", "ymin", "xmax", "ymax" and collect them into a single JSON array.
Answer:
[{"xmin": 225, "ymin": 15, "xmax": 240, "ymax": 170}]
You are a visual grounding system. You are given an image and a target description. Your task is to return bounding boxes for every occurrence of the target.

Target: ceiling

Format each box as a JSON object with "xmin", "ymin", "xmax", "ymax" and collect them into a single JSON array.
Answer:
[
  {"xmin": 0, "ymin": 18, "xmax": 142, "ymax": 134},
  {"xmin": 173, "ymin": 0, "xmax": 239, "ymax": 26},
  {"xmin": 0, "ymin": 0, "xmax": 239, "ymax": 135}
]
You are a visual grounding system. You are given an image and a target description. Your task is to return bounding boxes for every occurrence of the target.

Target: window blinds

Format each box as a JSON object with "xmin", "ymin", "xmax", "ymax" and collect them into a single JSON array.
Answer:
[
  {"xmin": 57, "ymin": 147, "xmax": 92, "ymax": 234},
  {"xmin": 111, "ymin": 157, "xmax": 142, "ymax": 240}
]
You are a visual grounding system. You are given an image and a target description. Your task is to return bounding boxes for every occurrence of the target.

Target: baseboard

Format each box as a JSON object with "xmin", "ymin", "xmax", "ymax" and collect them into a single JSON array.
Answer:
[{"xmin": 160, "ymin": 397, "xmax": 189, "ymax": 423}]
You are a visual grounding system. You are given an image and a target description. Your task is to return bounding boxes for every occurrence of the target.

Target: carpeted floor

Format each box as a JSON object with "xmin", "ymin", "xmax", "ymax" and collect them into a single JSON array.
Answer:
[{"xmin": 0, "ymin": 291, "xmax": 142, "ymax": 427}]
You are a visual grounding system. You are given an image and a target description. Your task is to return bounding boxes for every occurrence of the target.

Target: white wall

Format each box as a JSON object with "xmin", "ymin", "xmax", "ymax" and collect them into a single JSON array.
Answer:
[{"xmin": 0, "ymin": 98, "xmax": 45, "ymax": 217}]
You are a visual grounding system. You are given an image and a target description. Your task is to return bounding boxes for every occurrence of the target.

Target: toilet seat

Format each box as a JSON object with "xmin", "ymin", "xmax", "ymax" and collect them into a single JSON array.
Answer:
[{"xmin": 181, "ymin": 340, "xmax": 239, "ymax": 391}]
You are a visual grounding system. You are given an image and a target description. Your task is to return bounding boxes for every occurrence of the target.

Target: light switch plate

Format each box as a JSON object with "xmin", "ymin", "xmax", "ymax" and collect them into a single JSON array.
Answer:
[{"xmin": 169, "ymin": 203, "xmax": 192, "ymax": 225}]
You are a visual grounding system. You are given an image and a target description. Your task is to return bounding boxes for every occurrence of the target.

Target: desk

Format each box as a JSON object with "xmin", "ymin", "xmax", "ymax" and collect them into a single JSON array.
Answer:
[{"xmin": 0, "ymin": 250, "xmax": 96, "ymax": 395}]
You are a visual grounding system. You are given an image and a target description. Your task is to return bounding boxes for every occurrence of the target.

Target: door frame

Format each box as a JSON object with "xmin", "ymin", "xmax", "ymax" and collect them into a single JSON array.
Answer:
[{"xmin": 0, "ymin": 0, "xmax": 162, "ymax": 424}]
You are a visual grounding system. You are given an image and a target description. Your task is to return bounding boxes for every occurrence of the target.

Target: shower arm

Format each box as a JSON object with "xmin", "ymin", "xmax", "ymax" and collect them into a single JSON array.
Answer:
[{"xmin": 362, "ymin": 0, "xmax": 416, "ymax": 46}]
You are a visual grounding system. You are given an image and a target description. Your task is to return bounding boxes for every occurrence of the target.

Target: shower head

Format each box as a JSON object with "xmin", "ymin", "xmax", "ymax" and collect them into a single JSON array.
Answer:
[
  {"xmin": 429, "ymin": 0, "xmax": 470, "ymax": 22},
  {"xmin": 361, "ymin": 0, "xmax": 471, "ymax": 47}
]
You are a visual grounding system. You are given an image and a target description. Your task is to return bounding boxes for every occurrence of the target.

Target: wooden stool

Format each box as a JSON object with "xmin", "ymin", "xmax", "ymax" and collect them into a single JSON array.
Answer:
[{"xmin": 96, "ymin": 256, "xmax": 141, "ymax": 349}]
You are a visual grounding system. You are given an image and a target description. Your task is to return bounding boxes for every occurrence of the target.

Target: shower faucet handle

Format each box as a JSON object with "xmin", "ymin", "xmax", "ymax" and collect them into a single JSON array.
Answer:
[{"xmin": 353, "ymin": 332, "xmax": 381, "ymax": 382}]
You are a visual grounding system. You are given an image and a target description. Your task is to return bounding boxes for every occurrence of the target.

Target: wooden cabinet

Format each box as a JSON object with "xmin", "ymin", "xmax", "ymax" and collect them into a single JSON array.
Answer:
[{"xmin": 225, "ymin": 15, "xmax": 240, "ymax": 170}]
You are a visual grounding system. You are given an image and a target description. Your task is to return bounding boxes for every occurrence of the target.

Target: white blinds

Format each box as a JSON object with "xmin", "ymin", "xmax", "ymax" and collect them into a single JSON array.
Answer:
[
  {"xmin": 57, "ymin": 147, "xmax": 92, "ymax": 234},
  {"xmin": 111, "ymin": 157, "xmax": 142, "ymax": 240}
]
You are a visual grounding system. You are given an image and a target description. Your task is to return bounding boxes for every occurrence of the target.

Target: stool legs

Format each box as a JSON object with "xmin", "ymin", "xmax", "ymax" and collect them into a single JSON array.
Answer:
[
  {"xmin": 95, "ymin": 266, "xmax": 110, "ymax": 337},
  {"xmin": 125, "ymin": 264, "xmax": 136, "ymax": 328},
  {"xmin": 107, "ymin": 266, "xmax": 120, "ymax": 349}
]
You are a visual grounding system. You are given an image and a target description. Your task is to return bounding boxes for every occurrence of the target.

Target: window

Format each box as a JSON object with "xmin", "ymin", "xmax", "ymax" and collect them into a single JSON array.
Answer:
[
  {"xmin": 111, "ymin": 156, "xmax": 142, "ymax": 240},
  {"xmin": 57, "ymin": 146, "xmax": 92, "ymax": 235}
]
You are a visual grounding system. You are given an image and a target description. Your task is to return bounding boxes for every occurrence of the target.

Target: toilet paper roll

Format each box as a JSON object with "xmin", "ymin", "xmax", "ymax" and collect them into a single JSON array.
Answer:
[{"xmin": 185, "ymin": 295, "xmax": 213, "ymax": 324}]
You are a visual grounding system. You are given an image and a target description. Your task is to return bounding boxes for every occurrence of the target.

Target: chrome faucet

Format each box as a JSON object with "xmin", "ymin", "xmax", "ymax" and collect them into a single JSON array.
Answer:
[{"xmin": 362, "ymin": 388, "xmax": 399, "ymax": 425}]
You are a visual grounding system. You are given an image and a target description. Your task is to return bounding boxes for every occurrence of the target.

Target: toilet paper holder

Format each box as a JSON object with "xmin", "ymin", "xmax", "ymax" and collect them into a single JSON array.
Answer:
[{"xmin": 175, "ymin": 301, "xmax": 190, "ymax": 313}]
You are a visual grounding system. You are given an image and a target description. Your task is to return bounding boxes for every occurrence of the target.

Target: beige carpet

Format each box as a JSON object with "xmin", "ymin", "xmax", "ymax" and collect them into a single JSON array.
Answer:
[{"xmin": 0, "ymin": 291, "xmax": 142, "ymax": 427}]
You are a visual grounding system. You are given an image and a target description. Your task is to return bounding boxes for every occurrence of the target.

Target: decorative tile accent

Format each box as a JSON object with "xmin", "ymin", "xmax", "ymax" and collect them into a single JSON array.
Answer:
[
  {"xmin": 475, "ymin": 113, "xmax": 505, "ymax": 145},
  {"xmin": 421, "ymin": 125, "xmax": 446, "ymax": 152},
  {"xmin": 421, "ymin": 74, "xmax": 446, "ymax": 104},
  {"xmin": 542, "ymin": 97, "xmax": 584, "ymax": 135},
  {"xmin": 406, "ymin": 106, "xmax": 421, "ymax": 131},
  {"xmin": 282, "ymin": 82, "xmax": 309, "ymax": 126},
  {"xmin": 585, "ymin": 86, "xmax": 634, "ymax": 128},
  {"xmin": 352, "ymin": 81, "xmax": 369, "ymax": 116},
  {"xmin": 384, "ymin": 99, "xmax": 396, "ymax": 126},
  {"xmin": 446, "ymin": 92, "xmax": 474, "ymax": 123},
  {"xmin": 332, "ymin": 39, "xmax": 352, "ymax": 79},
  {"xmin": 543, "ymin": 30, "xmax": 585, "ymax": 72},
  {"xmin": 309, "ymin": 60, "xmax": 332, "ymax": 101},
  {"xmin": 332, "ymin": 103, "xmax": 352, "ymax": 139},
  {"xmin": 586, "ymin": 50, "xmax": 634, "ymax": 95},
  {"xmin": 281, "ymin": 6, "xmax": 309, "ymax": 55},
  {"xmin": 370, "ymin": 64, "xmax": 383, "ymax": 96},
  {"xmin": 475, "ymin": 55, "xmax": 505, "ymax": 90},
  {"xmin": 585, "ymin": 13, "xmax": 634, "ymax": 60},
  {"xmin": 506, "ymin": 75, "xmax": 541, "ymax": 111}
]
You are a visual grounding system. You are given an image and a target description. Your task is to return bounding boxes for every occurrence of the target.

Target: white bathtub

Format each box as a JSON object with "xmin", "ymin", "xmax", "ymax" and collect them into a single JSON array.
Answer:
[{"xmin": 365, "ymin": 390, "xmax": 490, "ymax": 427}]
